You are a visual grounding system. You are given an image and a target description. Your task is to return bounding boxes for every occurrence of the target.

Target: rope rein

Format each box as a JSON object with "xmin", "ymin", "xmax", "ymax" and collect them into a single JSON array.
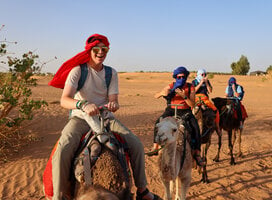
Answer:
[{"xmin": 145, "ymin": 146, "xmax": 164, "ymax": 155}]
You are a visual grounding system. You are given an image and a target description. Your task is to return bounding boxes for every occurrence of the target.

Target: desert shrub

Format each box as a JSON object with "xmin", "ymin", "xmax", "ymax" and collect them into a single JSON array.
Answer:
[
  {"xmin": 0, "ymin": 33, "xmax": 48, "ymax": 161},
  {"xmin": 0, "ymin": 52, "xmax": 48, "ymax": 129},
  {"xmin": 208, "ymin": 73, "xmax": 214, "ymax": 79}
]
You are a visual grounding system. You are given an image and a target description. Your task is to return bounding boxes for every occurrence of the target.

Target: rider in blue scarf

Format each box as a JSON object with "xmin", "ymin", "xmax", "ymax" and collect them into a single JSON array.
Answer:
[
  {"xmin": 225, "ymin": 77, "xmax": 244, "ymax": 128},
  {"xmin": 170, "ymin": 66, "xmax": 190, "ymax": 94},
  {"xmin": 149, "ymin": 66, "xmax": 205, "ymax": 167}
]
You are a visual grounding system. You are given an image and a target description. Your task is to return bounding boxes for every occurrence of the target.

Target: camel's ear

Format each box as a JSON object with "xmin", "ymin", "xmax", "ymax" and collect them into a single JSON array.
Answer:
[
  {"xmin": 192, "ymin": 106, "xmax": 199, "ymax": 115},
  {"xmin": 178, "ymin": 124, "xmax": 185, "ymax": 132},
  {"xmin": 159, "ymin": 117, "xmax": 163, "ymax": 122}
]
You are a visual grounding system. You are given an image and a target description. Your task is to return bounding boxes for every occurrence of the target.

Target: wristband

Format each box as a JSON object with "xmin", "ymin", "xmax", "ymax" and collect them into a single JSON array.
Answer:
[
  {"xmin": 76, "ymin": 100, "xmax": 82, "ymax": 109},
  {"xmin": 76, "ymin": 100, "xmax": 88, "ymax": 110},
  {"xmin": 80, "ymin": 101, "xmax": 89, "ymax": 111}
]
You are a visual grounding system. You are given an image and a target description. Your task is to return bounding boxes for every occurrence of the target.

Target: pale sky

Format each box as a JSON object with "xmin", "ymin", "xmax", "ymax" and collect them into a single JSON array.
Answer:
[{"xmin": 1, "ymin": 0, "xmax": 272, "ymax": 73}]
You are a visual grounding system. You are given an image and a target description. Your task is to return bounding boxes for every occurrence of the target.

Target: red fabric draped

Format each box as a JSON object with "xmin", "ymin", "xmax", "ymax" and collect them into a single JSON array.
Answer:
[{"xmin": 48, "ymin": 34, "xmax": 110, "ymax": 89}]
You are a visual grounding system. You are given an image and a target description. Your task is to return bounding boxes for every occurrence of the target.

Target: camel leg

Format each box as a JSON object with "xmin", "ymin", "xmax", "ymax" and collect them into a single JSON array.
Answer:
[
  {"xmin": 213, "ymin": 130, "xmax": 222, "ymax": 162},
  {"xmin": 228, "ymin": 130, "xmax": 236, "ymax": 165},
  {"xmin": 231, "ymin": 129, "xmax": 236, "ymax": 154},
  {"xmin": 162, "ymin": 180, "xmax": 171, "ymax": 200},
  {"xmin": 197, "ymin": 145, "xmax": 205, "ymax": 175},
  {"xmin": 202, "ymin": 142, "xmax": 210, "ymax": 183},
  {"xmin": 177, "ymin": 170, "xmax": 192, "ymax": 200},
  {"xmin": 170, "ymin": 180, "xmax": 174, "ymax": 197},
  {"xmin": 237, "ymin": 126, "xmax": 243, "ymax": 157}
]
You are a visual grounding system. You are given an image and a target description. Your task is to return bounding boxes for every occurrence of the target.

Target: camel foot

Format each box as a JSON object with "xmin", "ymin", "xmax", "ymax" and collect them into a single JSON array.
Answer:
[
  {"xmin": 201, "ymin": 177, "xmax": 210, "ymax": 184},
  {"xmin": 237, "ymin": 152, "xmax": 243, "ymax": 157},
  {"xmin": 230, "ymin": 158, "xmax": 236, "ymax": 165},
  {"xmin": 213, "ymin": 155, "xmax": 220, "ymax": 162}
]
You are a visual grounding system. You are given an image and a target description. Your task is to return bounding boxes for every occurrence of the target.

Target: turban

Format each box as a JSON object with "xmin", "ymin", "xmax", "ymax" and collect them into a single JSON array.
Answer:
[
  {"xmin": 228, "ymin": 77, "xmax": 236, "ymax": 86},
  {"xmin": 170, "ymin": 66, "xmax": 189, "ymax": 93},
  {"xmin": 196, "ymin": 68, "xmax": 206, "ymax": 83},
  {"xmin": 172, "ymin": 66, "xmax": 190, "ymax": 79},
  {"xmin": 48, "ymin": 34, "xmax": 110, "ymax": 89}
]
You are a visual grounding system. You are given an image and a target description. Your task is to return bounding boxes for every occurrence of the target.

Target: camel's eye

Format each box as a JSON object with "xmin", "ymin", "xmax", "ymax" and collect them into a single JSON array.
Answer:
[{"xmin": 172, "ymin": 128, "xmax": 177, "ymax": 133}]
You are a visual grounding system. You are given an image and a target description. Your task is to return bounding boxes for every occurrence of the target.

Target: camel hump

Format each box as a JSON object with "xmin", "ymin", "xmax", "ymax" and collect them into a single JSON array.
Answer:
[
  {"xmin": 73, "ymin": 133, "xmax": 132, "ymax": 200},
  {"xmin": 74, "ymin": 148, "xmax": 131, "ymax": 199}
]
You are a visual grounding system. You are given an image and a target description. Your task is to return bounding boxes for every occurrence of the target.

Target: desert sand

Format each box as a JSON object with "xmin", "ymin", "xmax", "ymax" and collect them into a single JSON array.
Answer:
[{"xmin": 0, "ymin": 73, "xmax": 272, "ymax": 200}]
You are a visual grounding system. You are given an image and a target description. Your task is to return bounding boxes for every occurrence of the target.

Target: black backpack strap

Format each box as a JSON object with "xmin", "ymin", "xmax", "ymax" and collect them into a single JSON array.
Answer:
[
  {"xmin": 104, "ymin": 65, "xmax": 112, "ymax": 91},
  {"xmin": 77, "ymin": 63, "xmax": 88, "ymax": 91},
  {"xmin": 77, "ymin": 64, "xmax": 112, "ymax": 92}
]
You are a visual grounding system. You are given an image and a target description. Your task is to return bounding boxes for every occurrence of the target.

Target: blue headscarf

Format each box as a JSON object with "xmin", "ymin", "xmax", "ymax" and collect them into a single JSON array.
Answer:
[
  {"xmin": 227, "ymin": 77, "xmax": 237, "ymax": 97},
  {"xmin": 172, "ymin": 66, "xmax": 190, "ymax": 79},
  {"xmin": 228, "ymin": 77, "xmax": 236, "ymax": 86},
  {"xmin": 171, "ymin": 66, "xmax": 190, "ymax": 92},
  {"xmin": 196, "ymin": 68, "xmax": 206, "ymax": 83}
]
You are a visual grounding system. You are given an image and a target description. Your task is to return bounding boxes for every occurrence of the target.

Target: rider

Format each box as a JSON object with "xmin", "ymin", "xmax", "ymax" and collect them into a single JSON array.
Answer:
[
  {"xmin": 147, "ymin": 66, "xmax": 205, "ymax": 167},
  {"xmin": 49, "ymin": 34, "xmax": 158, "ymax": 200},
  {"xmin": 192, "ymin": 69, "xmax": 222, "ymax": 136},
  {"xmin": 225, "ymin": 77, "xmax": 244, "ymax": 128}
]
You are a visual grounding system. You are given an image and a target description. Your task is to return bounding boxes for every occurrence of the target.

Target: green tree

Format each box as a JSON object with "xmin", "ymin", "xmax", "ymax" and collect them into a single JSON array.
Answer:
[{"xmin": 230, "ymin": 55, "xmax": 250, "ymax": 75}]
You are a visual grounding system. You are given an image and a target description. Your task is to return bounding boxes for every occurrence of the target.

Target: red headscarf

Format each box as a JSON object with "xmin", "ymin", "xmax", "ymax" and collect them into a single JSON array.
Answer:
[{"xmin": 48, "ymin": 34, "xmax": 110, "ymax": 89}]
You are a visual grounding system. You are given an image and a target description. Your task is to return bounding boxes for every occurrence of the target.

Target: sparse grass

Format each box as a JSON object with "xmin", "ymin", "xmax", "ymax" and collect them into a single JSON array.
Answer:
[
  {"xmin": 0, "ymin": 126, "xmax": 40, "ymax": 164},
  {"xmin": 208, "ymin": 73, "xmax": 214, "ymax": 79}
]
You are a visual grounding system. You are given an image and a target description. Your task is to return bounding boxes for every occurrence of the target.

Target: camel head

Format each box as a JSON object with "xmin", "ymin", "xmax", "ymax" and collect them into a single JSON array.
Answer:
[{"xmin": 155, "ymin": 117, "xmax": 184, "ymax": 146}]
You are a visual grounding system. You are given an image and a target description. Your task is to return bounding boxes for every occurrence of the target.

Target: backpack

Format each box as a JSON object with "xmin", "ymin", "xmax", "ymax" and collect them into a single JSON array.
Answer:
[
  {"xmin": 77, "ymin": 63, "xmax": 112, "ymax": 92},
  {"xmin": 238, "ymin": 85, "xmax": 245, "ymax": 101}
]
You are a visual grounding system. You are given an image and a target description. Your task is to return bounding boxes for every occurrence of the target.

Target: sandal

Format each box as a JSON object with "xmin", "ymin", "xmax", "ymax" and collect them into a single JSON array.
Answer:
[
  {"xmin": 193, "ymin": 154, "xmax": 206, "ymax": 167},
  {"xmin": 136, "ymin": 188, "xmax": 159, "ymax": 200}
]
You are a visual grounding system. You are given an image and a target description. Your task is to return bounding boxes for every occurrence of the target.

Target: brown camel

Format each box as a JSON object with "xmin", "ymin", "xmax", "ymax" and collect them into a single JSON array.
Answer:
[
  {"xmin": 193, "ymin": 102, "xmax": 218, "ymax": 183},
  {"xmin": 212, "ymin": 97, "xmax": 247, "ymax": 165},
  {"xmin": 155, "ymin": 117, "xmax": 192, "ymax": 200}
]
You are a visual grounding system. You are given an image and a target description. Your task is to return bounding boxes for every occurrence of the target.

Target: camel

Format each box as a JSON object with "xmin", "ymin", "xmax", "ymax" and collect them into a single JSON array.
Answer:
[
  {"xmin": 212, "ymin": 97, "xmax": 247, "ymax": 165},
  {"xmin": 193, "ymin": 102, "xmax": 218, "ymax": 183},
  {"xmin": 73, "ymin": 108, "xmax": 132, "ymax": 200},
  {"xmin": 155, "ymin": 117, "xmax": 192, "ymax": 200}
]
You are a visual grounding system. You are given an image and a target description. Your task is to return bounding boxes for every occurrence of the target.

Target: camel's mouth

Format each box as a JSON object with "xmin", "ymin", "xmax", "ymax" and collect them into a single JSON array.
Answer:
[{"xmin": 155, "ymin": 135, "xmax": 167, "ymax": 145}]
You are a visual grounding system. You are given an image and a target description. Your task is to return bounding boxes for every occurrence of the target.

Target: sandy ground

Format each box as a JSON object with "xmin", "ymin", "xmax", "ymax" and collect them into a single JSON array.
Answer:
[{"xmin": 0, "ymin": 73, "xmax": 272, "ymax": 200}]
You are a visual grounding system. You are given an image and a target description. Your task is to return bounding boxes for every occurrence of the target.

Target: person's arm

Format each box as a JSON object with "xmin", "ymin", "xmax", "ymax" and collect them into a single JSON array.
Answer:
[
  {"xmin": 61, "ymin": 84, "xmax": 100, "ymax": 116},
  {"xmin": 107, "ymin": 94, "xmax": 119, "ymax": 112},
  {"xmin": 60, "ymin": 84, "xmax": 78, "ymax": 109},
  {"xmin": 225, "ymin": 86, "xmax": 229, "ymax": 97},
  {"xmin": 154, "ymin": 85, "xmax": 171, "ymax": 99},
  {"xmin": 232, "ymin": 84, "xmax": 240, "ymax": 98},
  {"xmin": 194, "ymin": 80, "xmax": 202, "ymax": 93},
  {"xmin": 206, "ymin": 79, "xmax": 212, "ymax": 93}
]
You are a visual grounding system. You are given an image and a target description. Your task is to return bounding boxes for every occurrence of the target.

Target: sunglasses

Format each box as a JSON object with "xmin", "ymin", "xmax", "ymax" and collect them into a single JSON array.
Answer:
[
  {"xmin": 176, "ymin": 76, "xmax": 185, "ymax": 79},
  {"xmin": 92, "ymin": 46, "xmax": 109, "ymax": 54},
  {"xmin": 202, "ymin": 73, "xmax": 206, "ymax": 76}
]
